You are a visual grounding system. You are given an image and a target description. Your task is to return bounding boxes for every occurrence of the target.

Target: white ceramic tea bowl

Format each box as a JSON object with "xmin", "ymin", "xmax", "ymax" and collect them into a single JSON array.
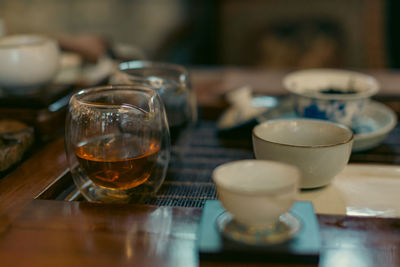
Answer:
[
  {"xmin": 283, "ymin": 69, "xmax": 379, "ymax": 127},
  {"xmin": 253, "ymin": 119, "xmax": 354, "ymax": 189},
  {"xmin": 212, "ymin": 159, "xmax": 300, "ymax": 227},
  {"xmin": 0, "ymin": 34, "xmax": 60, "ymax": 95}
]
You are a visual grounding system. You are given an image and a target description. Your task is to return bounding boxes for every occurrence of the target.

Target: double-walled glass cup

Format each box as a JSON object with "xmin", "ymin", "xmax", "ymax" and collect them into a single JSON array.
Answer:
[
  {"xmin": 110, "ymin": 61, "xmax": 197, "ymax": 145},
  {"xmin": 65, "ymin": 85, "xmax": 170, "ymax": 203}
]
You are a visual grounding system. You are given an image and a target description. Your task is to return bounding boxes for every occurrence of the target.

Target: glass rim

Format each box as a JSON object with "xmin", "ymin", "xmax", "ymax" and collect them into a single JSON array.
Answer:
[
  {"xmin": 118, "ymin": 60, "xmax": 189, "ymax": 75},
  {"xmin": 70, "ymin": 84, "xmax": 159, "ymax": 109},
  {"xmin": 117, "ymin": 60, "xmax": 189, "ymax": 86}
]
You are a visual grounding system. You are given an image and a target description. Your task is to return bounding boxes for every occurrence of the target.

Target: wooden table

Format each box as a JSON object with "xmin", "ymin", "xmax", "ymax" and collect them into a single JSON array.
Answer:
[{"xmin": 1, "ymin": 68, "xmax": 400, "ymax": 267}]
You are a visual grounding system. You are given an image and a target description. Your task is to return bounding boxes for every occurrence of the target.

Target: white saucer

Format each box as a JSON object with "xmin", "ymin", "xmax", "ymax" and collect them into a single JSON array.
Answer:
[
  {"xmin": 215, "ymin": 211, "xmax": 301, "ymax": 245},
  {"xmin": 351, "ymin": 101, "xmax": 397, "ymax": 152},
  {"xmin": 256, "ymin": 100, "xmax": 397, "ymax": 152},
  {"xmin": 217, "ymin": 96, "xmax": 279, "ymax": 132}
]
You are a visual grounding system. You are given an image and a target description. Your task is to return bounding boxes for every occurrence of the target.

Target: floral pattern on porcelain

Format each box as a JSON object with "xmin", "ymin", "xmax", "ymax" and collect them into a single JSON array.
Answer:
[{"xmin": 293, "ymin": 95, "xmax": 367, "ymax": 127}]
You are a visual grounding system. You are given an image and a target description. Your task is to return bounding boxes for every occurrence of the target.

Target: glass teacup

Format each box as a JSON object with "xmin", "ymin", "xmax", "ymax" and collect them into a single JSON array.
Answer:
[
  {"xmin": 109, "ymin": 60, "xmax": 197, "ymax": 147},
  {"xmin": 65, "ymin": 85, "xmax": 170, "ymax": 203}
]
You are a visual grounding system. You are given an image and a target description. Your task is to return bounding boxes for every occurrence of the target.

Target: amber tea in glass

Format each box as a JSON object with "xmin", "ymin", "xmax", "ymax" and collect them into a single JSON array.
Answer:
[
  {"xmin": 75, "ymin": 134, "xmax": 160, "ymax": 190},
  {"xmin": 65, "ymin": 85, "xmax": 170, "ymax": 203}
]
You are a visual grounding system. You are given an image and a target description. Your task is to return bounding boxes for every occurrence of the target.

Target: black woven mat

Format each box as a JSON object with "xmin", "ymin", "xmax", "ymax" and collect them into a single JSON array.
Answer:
[
  {"xmin": 59, "ymin": 99, "xmax": 400, "ymax": 208},
  {"xmin": 137, "ymin": 117, "xmax": 400, "ymax": 208},
  {"xmin": 137, "ymin": 121, "xmax": 254, "ymax": 207}
]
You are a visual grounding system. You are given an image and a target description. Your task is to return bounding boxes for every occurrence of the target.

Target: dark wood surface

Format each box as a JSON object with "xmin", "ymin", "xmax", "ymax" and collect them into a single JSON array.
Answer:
[
  {"xmin": 0, "ymin": 69, "xmax": 400, "ymax": 267},
  {"xmin": 0, "ymin": 137, "xmax": 68, "ymax": 222},
  {"xmin": 0, "ymin": 84, "xmax": 74, "ymax": 141},
  {"xmin": 0, "ymin": 200, "xmax": 399, "ymax": 267},
  {"xmin": 0, "ymin": 200, "xmax": 202, "ymax": 267}
]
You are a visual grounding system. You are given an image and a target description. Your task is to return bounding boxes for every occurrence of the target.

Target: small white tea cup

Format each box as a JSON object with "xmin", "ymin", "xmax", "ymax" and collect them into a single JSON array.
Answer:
[
  {"xmin": 0, "ymin": 34, "xmax": 60, "ymax": 95},
  {"xmin": 212, "ymin": 159, "xmax": 300, "ymax": 227},
  {"xmin": 253, "ymin": 119, "xmax": 353, "ymax": 189}
]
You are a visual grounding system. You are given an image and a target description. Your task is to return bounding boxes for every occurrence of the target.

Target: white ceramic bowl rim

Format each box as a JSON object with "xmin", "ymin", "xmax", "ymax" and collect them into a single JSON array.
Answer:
[
  {"xmin": 253, "ymin": 119, "xmax": 354, "ymax": 148},
  {"xmin": 212, "ymin": 159, "xmax": 299, "ymax": 195},
  {"xmin": 0, "ymin": 34, "xmax": 52, "ymax": 49},
  {"xmin": 283, "ymin": 69, "xmax": 379, "ymax": 100}
]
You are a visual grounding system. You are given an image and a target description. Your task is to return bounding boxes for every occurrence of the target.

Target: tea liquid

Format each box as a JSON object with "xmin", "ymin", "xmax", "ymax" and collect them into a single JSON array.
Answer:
[{"xmin": 75, "ymin": 134, "xmax": 159, "ymax": 190}]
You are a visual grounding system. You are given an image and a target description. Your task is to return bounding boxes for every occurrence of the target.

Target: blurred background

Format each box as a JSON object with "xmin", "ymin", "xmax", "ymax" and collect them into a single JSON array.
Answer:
[
  {"xmin": 0, "ymin": 0, "xmax": 399, "ymax": 69},
  {"xmin": 1, "ymin": 0, "xmax": 400, "ymax": 172}
]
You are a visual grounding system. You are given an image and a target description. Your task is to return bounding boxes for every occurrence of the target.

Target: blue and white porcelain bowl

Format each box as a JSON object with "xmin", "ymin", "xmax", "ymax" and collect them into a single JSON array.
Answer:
[{"xmin": 283, "ymin": 69, "xmax": 379, "ymax": 127}]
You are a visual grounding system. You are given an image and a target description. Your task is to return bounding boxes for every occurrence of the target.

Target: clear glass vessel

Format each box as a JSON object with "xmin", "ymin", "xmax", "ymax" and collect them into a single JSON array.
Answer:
[
  {"xmin": 65, "ymin": 85, "xmax": 170, "ymax": 203},
  {"xmin": 110, "ymin": 60, "xmax": 197, "ymax": 145}
]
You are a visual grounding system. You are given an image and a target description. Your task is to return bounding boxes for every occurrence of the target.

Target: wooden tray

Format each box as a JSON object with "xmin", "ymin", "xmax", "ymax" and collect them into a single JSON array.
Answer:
[{"xmin": 0, "ymin": 84, "xmax": 75, "ymax": 141}]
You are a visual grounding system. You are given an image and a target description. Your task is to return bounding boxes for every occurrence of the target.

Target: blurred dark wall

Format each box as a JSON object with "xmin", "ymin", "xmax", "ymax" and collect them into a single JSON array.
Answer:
[
  {"xmin": 0, "ymin": 0, "xmax": 393, "ymax": 69},
  {"xmin": 387, "ymin": 0, "xmax": 400, "ymax": 68},
  {"xmin": 158, "ymin": 0, "xmax": 389, "ymax": 69},
  {"xmin": 154, "ymin": 0, "xmax": 220, "ymax": 65}
]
